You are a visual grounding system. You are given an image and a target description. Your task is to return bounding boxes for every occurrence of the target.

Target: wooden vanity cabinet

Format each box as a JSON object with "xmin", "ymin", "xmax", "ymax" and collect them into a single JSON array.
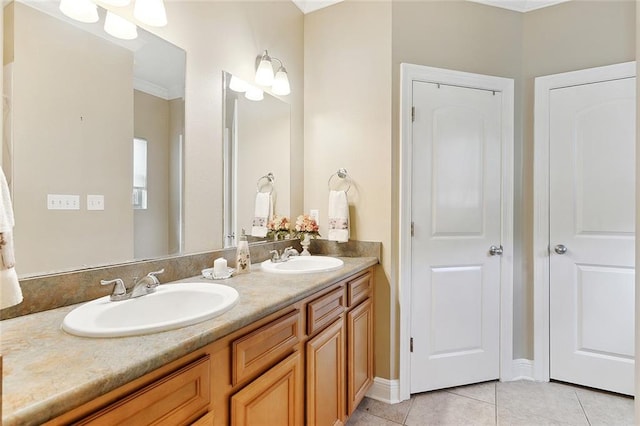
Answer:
[
  {"xmin": 305, "ymin": 269, "xmax": 374, "ymax": 425},
  {"xmin": 46, "ymin": 267, "xmax": 374, "ymax": 426}
]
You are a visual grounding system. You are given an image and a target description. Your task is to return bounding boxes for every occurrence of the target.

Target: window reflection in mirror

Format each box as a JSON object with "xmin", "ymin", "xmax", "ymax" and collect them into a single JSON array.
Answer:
[
  {"xmin": 4, "ymin": 1, "xmax": 185, "ymax": 276},
  {"xmin": 222, "ymin": 71, "xmax": 291, "ymax": 248}
]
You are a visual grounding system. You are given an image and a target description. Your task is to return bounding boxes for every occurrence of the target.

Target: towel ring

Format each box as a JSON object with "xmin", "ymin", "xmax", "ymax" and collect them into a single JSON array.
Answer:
[
  {"xmin": 328, "ymin": 168, "xmax": 351, "ymax": 193},
  {"xmin": 256, "ymin": 172, "xmax": 275, "ymax": 194}
]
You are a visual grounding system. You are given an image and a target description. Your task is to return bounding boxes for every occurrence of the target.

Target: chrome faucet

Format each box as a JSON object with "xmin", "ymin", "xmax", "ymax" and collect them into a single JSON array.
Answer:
[
  {"xmin": 100, "ymin": 268, "xmax": 165, "ymax": 301},
  {"xmin": 269, "ymin": 247, "xmax": 299, "ymax": 263}
]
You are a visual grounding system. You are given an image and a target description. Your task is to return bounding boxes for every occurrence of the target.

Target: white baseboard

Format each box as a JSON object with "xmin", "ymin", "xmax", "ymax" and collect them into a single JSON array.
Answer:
[
  {"xmin": 366, "ymin": 377, "xmax": 402, "ymax": 404},
  {"xmin": 510, "ymin": 358, "xmax": 534, "ymax": 381}
]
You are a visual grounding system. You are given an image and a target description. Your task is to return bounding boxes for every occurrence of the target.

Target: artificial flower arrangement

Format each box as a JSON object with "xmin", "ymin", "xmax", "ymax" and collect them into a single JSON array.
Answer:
[
  {"xmin": 292, "ymin": 214, "xmax": 321, "ymax": 240},
  {"xmin": 267, "ymin": 215, "xmax": 290, "ymax": 240},
  {"xmin": 293, "ymin": 214, "xmax": 320, "ymax": 256}
]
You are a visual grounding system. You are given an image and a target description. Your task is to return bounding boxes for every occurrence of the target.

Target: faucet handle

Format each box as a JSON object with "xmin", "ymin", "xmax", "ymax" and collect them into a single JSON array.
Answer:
[
  {"xmin": 100, "ymin": 278, "xmax": 127, "ymax": 300},
  {"xmin": 146, "ymin": 268, "xmax": 165, "ymax": 277},
  {"xmin": 269, "ymin": 249, "xmax": 281, "ymax": 261},
  {"xmin": 144, "ymin": 268, "xmax": 164, "ymax": 286}
]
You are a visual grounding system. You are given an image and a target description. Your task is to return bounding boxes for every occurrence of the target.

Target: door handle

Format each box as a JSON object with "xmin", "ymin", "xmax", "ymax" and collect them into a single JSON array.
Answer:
[
  {"xmin": 489, "ymin": 245, "xmax": 503, "ymax": 256},
  {"xmin": 554, "ymin": 244, "xmax": 568, "ymax": 255}
]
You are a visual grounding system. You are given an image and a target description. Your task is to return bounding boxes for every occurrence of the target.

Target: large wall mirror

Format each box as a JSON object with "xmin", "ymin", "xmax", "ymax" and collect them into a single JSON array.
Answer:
[
  {"xmin": 3, "ymin": 0, "xmax": 186, "ymax": 277},
  {"xmin": 222, "ymin": 71, "xmax": 290, "ymax": 247}
]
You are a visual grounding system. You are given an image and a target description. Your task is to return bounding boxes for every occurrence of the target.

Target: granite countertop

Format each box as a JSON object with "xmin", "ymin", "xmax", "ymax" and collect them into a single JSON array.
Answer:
[{"xmin": 1, "ymin": 257, "xmax": 378, "ymax": 426}]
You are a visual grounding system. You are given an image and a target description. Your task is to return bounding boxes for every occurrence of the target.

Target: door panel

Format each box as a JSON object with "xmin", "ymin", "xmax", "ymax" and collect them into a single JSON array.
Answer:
[
  {"xmin": 549, "ymin": 77, "xmax": 635, "ymax": 396},
  {"xmin": 410, "ymin": 81, "xmax": 502, "ymax": 393}
]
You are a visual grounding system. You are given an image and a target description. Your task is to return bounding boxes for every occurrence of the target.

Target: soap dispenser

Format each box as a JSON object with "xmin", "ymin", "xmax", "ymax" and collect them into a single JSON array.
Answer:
[{"xmin": 235, "ymin": 229, "xmax": 251, "ymax": 274}]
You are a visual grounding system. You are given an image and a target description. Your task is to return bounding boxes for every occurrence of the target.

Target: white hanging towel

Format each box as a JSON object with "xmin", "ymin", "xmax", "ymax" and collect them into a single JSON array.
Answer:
[
  {"xmin": 328, "ymin": 190, "xmax": 349, "ymax": 243},
  {"xmin": 0, "ymin": 166, "xmax": 22, "ymax": 309},
  {"xmin": 251, "ymin": 192, "xmax": 273, "ymax": 237}
]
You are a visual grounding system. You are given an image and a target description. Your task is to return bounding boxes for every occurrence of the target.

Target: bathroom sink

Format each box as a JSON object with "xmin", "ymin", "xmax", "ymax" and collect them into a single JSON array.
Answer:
[
  {"xmin": 62, "ymin": 282, "xmax": 239, "ymax": 338},
  {"xmin": 261, "ymin": 256, "xmax": 344, "ymax": 274}
]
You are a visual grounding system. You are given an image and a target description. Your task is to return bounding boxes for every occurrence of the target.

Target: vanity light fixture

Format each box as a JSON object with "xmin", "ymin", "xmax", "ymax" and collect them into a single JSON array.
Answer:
[
  {"xmin": 272, "ymin": 65, "xmax": 291, "ymax": 96},
  {"xmin": 104, "ymin": 11, "xmax": 138, "ymax": 40},
  {"xmin": 254, "ymin": 50, "xmax": 291, "ymax": 96},
  {"xmin": 229, "ymin": 76, "xmax": 249, "ymax": 93},
  {"xmin": 244, "ymin": 85, "xmax": 264, "ymax": 102},
  {"xmin": 59, "ymin": 0, "xmax": 99, "ymax": 23},
  {"xmin": 133, "ymin": 0, "xmax": 167, "ymax": 27}
]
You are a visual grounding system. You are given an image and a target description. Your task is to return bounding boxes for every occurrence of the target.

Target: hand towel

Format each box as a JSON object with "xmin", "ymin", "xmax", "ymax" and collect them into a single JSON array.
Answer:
[
  {"xmin": 328, "ymin": 190, "xmax": 349, "ymax": 243},
  {"xmin": 0, "ymin": 166, "xmax": 22, "ymax": 309},
  {"xmin": 251, "ymin": 192, "xmax": 272, "ymax": 238}
]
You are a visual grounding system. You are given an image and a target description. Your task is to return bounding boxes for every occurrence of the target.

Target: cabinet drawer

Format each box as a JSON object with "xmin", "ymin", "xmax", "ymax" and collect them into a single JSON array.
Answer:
[
  {"xmin": 78, "ymin": 356, "xmax": 211, "ymax": 426},
  {"xmin": 232, "ymin": 310, "xmax": 301, "ymax": 385},
  {"xmin": 307, "ymin": 286, "xmax": 345, "ymax": 336},
  {"xmin": 347, "ymin": 271, "xmax": 372, "ymax": 307}
]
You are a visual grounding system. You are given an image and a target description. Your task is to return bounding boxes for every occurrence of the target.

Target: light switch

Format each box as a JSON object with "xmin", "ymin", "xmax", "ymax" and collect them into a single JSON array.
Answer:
[
  {"xmin": 310, "ymin": 209, "xmax": 319, "ymax": 223},
  {"xmin": 87, "ymin": 195, "xmax": 105, "ymax": 211},
  {"xmin": 47, "ymin": 194, "xmax": 80, "ymax": 210}
]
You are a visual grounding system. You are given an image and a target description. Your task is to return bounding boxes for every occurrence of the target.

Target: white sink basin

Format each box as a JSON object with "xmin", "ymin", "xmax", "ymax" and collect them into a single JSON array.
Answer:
[
  {"xmin": 261, "ymin": 256, "xmax": 344, "ymax": 274},
  {"xmin": 62, "ymin": 282, "xmax": 239, "ymax": 338}
]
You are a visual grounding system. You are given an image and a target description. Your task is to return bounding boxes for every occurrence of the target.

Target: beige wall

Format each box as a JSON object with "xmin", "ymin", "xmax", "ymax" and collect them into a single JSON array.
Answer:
[
  {"xmin": 10, "ymin": 2, "xmax": 134, "ymax": 274},
  {"xmin": 133, "ymin": 90, "xmax": 170, "ymax": 259},
  {"xmin": 304, "ymin": 1, "xmax": 393, "ymax": 378}
]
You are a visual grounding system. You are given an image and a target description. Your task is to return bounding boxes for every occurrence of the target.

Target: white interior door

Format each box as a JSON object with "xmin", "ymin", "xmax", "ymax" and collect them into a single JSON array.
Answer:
[
  {"xmin": 410, "ymin": 81, "xmax": 503, "ymax": 393},
  {"xmin": 549, "ymin": 77, "xmax": 636, "ymax": 396}
]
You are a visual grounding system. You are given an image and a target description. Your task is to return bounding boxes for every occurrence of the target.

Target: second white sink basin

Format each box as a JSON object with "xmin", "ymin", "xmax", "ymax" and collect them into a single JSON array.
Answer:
[
  {"xmin": 62, "ymin": 282, "xmax": 239, "ymax": 338},
  {"xmin": 261, "ymin": 256, "xmax": 344, "ymax": 274}
]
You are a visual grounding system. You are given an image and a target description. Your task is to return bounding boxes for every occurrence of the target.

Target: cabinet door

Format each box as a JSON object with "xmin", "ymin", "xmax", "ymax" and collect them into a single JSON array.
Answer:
[
  {"xmin": 306, "ymin": 318, "xmax": 346, "ymax": 426},
  {"xmin": 347, "ymin": 298, "xmax": 373, "ymax": 415},
  {"xmin": 231, "ymin": 352, "xmax": 303, "ymax": 426}
]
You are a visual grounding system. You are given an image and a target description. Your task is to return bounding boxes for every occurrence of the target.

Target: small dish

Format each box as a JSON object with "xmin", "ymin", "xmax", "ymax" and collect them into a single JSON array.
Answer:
[{"xmin": 202, "ymin": 267, "xmax": 235, "ymax": 280}]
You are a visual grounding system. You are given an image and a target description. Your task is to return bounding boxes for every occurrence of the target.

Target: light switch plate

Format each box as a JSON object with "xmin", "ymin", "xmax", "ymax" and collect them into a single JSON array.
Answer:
[
  {"xmin": 310, "ymin": 209, "xmax": 319, "ymax": 223},
  {"xmin": 87, "ymin": 194, "xmax": 105, "ymax": 211},
  {"xmin": 47, "ymin": 194, "xmax": 80, "ymax": 210}
]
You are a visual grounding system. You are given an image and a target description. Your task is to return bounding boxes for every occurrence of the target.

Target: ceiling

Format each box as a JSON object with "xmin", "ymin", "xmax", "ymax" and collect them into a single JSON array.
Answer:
[{"xmin": 292, "ymin": 0, "xmax": 570, "ymax": 14}]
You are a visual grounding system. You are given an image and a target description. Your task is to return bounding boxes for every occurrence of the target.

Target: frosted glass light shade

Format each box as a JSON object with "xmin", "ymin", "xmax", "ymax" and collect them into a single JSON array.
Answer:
[
  {"xmin": 272, "ymin": 67, "xmax": 290, "ymax": 96},
  {"xmin": 104, "ymin": 11, "xmax": 138, "ymax": 40},
  {"xmin": 229, "ymin": 76, "xmax": 248, "ymax": 93},
  {"xmin": 59, "ymin": 0, "xmax": 99, "ymax": 23},
  {"xmin": 245, "ymin": 86, "xmax": 264, "ymax": 101},
  {"xmin": 101, "ymin": 0, "xmax": 131, "ymax": 6},
  {"xmin": 255, "ymin": 52, "xmax": 274, "ymax": 86},
  {"xmin": 133, "ymin": 0, "xmax": 167, "ymax": 27}
]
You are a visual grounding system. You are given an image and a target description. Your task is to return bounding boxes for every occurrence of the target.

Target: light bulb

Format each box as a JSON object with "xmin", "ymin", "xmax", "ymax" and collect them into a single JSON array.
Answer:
[
  {"xmin": 59, "ymin": 0, "xmax": 99, "ymax": 23},
  {"xmin": 134, "ymin": 0, "xmax": 167, "ymax": 27},
  {"xmin": 104, "ymin": 11, "xmax": 138, "ymax": 40},
  {"xmin": 245, "ymin": 86, "xmax": 264, "ymax": 101},
  {"xmin": 229, "ymin": 76, "xmax": 248, "ymax": 93},
  {"xmin": 272, "ymin": 66, "xmax": 291, "ymax": 96},
  {"xmin": 255, "ymin": 51, "xmax": 274, "ymax": 86}
]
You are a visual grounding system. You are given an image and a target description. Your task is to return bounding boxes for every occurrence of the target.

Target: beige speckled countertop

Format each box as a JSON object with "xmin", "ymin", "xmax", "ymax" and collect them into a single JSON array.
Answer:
[{"xmin": 1, "ymin": 257, "xmax": 378, "ymax": 426}]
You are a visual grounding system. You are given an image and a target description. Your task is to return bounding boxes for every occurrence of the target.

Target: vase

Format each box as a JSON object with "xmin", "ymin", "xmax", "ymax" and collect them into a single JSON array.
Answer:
[{"xmin": 300, "ymin": 234, "xmax": 311, "ymax": 256}]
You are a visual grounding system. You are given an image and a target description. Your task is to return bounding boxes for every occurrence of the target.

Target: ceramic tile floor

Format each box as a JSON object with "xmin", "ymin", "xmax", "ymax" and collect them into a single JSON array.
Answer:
[{"xmin": 347, "ymin": 380, "xmax": 635, "ymax": 426}]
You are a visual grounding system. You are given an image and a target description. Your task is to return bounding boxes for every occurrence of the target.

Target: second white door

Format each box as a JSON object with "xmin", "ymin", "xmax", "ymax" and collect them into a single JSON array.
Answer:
[
  {"xmin": 549, "ymin": 76, "xmax": 636, "ymax": 396},
  {"xmin": 410, "ymin": 80, "xmax": 504, "ymax": 393}
]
